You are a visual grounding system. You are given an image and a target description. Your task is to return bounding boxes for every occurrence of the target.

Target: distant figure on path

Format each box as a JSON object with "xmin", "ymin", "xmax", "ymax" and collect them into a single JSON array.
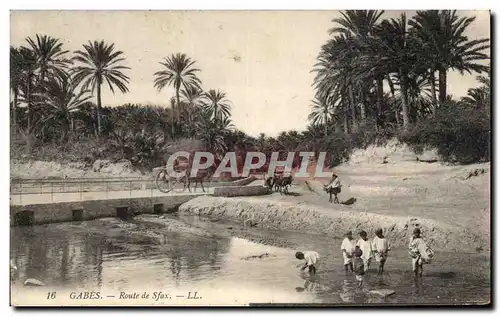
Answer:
[
  {"xmin": 372, "ymin": 228, "xmax": 391, "ymax": 275},
  {"xmin": 353, "ymin": 246, "xmax": 365, "ymax": 287},
  {"xmin": 295, "ymin": 251, "xmax": 320, "ymax": 276},
  {"xmin": 324, "ymin": 174, "xmax": 342, "ymax": 203},
  {"xmin": 341, "ymin": 231, "xmax": 356, "ymax": 274},
  {"xmin": 356, "ymin": 230, "xmax": 373, "ymax": 272},
  {"xmin": 409, "ymin": 228, "xmax": 434, "ymax": 278}
]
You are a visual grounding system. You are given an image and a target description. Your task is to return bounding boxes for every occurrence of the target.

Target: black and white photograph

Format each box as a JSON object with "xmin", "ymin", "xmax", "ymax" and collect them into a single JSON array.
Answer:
[{"xmin": 8, "ymin": 9, "xmax": 491, "ymax": 307}]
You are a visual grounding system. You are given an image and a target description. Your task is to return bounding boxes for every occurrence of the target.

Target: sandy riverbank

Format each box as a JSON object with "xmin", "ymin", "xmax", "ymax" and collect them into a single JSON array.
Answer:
[{"xmin": 179, "ymin": 160, "xmax": 490, "ymax": 253}]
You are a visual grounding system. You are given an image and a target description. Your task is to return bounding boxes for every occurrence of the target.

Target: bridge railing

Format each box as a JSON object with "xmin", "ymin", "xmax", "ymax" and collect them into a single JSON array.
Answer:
[
  {"xmin": 10, "ymin": 177, "xmax": 162, "ymax": 204},
  {"xmin": 9, "ymin": 175, "xmax": 262, "ymax": 204},
  {"xmin": 11, "ymin": 177, "xmax": 153, "ymax": 194}
]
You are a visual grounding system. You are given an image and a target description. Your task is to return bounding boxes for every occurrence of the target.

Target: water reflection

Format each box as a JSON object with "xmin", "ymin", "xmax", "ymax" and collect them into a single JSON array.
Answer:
[
  {"xmin": 10, "ymin": 218, "xmax": 231, "ymax": 290},
  {"xmin": 340, "ymin": 279, "xmax": 355, "ymax": 303},
  {"xmin": 10, "ymin": 215, "xmax": 491, "ymax": 305}
]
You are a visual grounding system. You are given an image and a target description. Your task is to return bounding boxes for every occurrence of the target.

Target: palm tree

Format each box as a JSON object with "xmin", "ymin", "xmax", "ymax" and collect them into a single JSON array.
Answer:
[
  {"xmin": 329, "ymin": 10, "xmax": 385, "ymax": 37},
  {"xmin": 461, "ymin": 74, "xmax": 490, "ymax": 109},
  {"xmin": 405, "ymin": 74, "xmax": 434, "ymax": 121},
  {"xmin": 153, "ymin": 53, "xmax": 201, "ymax": 139},
  {"xmin": 10, "ymin": 47, "xmax": 23, "ymax": 134},
  {"xmin": 371, "ymin": 13, "xmax": 419, "ymax": 129},
  {"xmin": 461, "ymin": 87, "xmax": 489, "ymax": 108},
  {"xmin": 180, "ymin": 85, "xmax": 206, "ymax": 138},
  {"xmin": 181, "ymin": 85, "xmax": 206, "ymax": 108},
  {"xmin": 308, "ymin": 98, "xmax": 336, "ymax": 136},
  {"xmin": 72, "ymin": 40, "xmax": 130, "ymax": 136},
  {"xmin": 196, "ymin": 108, "xmax": 234, "ymax": 156},
  {"xmin": 72, "ymin": 101, "xmax": 98, "ymax": 137},
  {"xmin": 330, "ymin": 10, "xmax": 385, "ymax": 126},
  {"xmin": 409, "ymin": 10, "xmax": 490, "ymax": 104},
  {"xmin": 313, "ymin": 34, "xmax": 359, "ymax": 131},
  {"xmin": 14, "ymin": 47, "xmax": 38, "ymax": 134},
  {"xmin": 476, "ymin": 74, "xmax": 491, "ymax": 93},
  {"xmin": 203, "ymin": 89, "xmax": 231, "ymax": 121},
  {"xmin": 35, "ymin": 72, "xmax": 92, "ymax": 141},
  {"xmin": 25, "ymin": 34, "xmax": 70, "ymax": 83}
]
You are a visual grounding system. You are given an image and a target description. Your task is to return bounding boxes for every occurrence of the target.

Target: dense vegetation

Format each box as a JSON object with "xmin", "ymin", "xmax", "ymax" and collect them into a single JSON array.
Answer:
[{"xmin": 10, "ymin": 10, "xmax": 490, "ymax": 172}]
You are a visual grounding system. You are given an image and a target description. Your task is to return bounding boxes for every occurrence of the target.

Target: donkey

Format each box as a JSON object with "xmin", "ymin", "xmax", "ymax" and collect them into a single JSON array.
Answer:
[
  {"xmin": 324, "ymin": 185, "xmax": 341, "ymax": 204},
  {"xmin": 274, "ymin": 174, "xmax": 293, "ymax": 194},
  {"xmin": 185, "ymin": 167, "xmax": 214, "ymax": 193},
  {"xmin": 264, "ymin": 175, "xmax": 276, "ymax": 193}
]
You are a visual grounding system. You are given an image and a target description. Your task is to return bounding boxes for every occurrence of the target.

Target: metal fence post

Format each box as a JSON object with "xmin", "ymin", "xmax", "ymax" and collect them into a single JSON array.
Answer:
[
  {"xmin": 106, "ymin": 181, "xmax": 109, "ymax": 198},
  {"xmin": 51, "ymin": 182, "xmax": 54, "ymax": 202},
  {"xmin": 80, "ymin": 180, "xmax": 83, "ymax": 201},
  {"xmin": 20, "ymin": 181, "xmax": 22, "ymax": 205},
  {"xmin": 129, "ymin": 180, "xmax": 132, "ymax": 198}
]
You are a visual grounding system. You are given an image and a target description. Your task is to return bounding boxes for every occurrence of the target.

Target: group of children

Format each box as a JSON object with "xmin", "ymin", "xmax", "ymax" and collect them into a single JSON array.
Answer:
[
  {"xmin": 295, "ymin": 227, "xmax": 433, "ymax": 288},
  {"xmin": 340, "ymin": 229, "xmax": 391, "ymax": 287}
]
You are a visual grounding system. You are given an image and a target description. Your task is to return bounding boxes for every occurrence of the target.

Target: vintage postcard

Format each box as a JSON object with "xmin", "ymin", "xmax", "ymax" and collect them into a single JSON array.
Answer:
[{"xmin": 9, "ymin": 10, "xmax": 491, "ymax": 307}]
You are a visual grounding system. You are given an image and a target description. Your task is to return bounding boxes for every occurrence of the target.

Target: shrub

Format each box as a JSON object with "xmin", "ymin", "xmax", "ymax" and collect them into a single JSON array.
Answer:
[
  {"xmin": 321, "ymin": 132, "xmax": 353, "ymax": 167},
  {"xmin": 399, "ymin": 104, "xmax": 490, "ymax": 164}
]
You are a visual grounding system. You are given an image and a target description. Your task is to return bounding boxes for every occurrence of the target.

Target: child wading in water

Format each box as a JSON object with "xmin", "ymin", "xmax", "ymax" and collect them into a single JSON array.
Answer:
[
  {"xmin": 372, "ymin": 228, "xmax": 391, "ymax": 275},
  {"xmin": 295, "ymin": 251, "xmax": 320, "ymax": 276},
  {"xmin": 356, "ymin": 230, "xmax": 373, "ymax": 272},
  {"xmin": 408, "ymin": 228, "xmax": 434, "ymax": 278},
  {"xmin": 353, "ymin": 246, "xmax": 364, "ymax": 287},
  {"xmin": 341, "ymin": 231, "xmax": 356, "ymax": 274}
]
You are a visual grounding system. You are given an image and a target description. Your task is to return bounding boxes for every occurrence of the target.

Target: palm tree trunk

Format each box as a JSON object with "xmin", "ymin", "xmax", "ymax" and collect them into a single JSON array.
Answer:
[
  {"xmin": 360, "ymin": 88, "xmax": 367, "ymax": 123},
  {"xmin": 171, "ymin": 101, "xmax": 175, "ymax": 140},
  {"xmin": 429, "ymin": 69, "xmax": 437, "ymax": 114},
  {"xmin": 401, "ymin": 82, "xmax": 410, "ymax": 130},
  {"xmin": 343, "ymin": 101, "xmax": 349, "ymax": 134},
  {"xmin": 399, "ymin": 70, "xmax": 410, "ymax": 130},
  {"xmin": 387, "ymin": 75, "xmax": 399, "ymax": 127},
  {"xmin": 348, "ymin": 86, "xmax": 357, "ymax": 131},
  {"xmin": 26, "ymin": 77, "xmax": 31, "ymax": 135},
  {"xmin": 40, "ymin": 66, "xmax": 46, "ymax": 85},
  {"xmin": 376, "ymin": 77, "xmax": 384, "ymax": 130},
  {"xmin": 12, "ymin": 90, "xmax": 18, "ymax": 135},
  {"xmin": 63, "ymin": 118, "xmax": 70, "ymax": 143},
  {"xmin": 214, "ymin": 103, "xmax": 218, "ymax": 123},
  {"xmin": 176, "ymin": 87, "xmax": 181, "ymax": 135},
  {"xmin": 96, "ymin": 80, "xmax": 102, "ymax": 137},
  {"xmin": 438, "ymin": 69, "xmax": 447, "ymax": 104},
  {"xmin": 324, "ymin": 117, "xmax": 328, "ymax": 137}
]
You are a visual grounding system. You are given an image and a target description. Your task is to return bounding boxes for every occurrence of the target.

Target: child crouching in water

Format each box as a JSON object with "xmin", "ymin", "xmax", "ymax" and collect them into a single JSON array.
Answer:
[
  {"xmin": 295, "ymin": 251, "xmax": 320, "ymax": 276},
  {"xmin": 353, "ymin": 246, "xmax": 364, "ymax": 287},
  {"xmin": 372, "ymin": 228, "xmax": 391, "ymax": 275}
]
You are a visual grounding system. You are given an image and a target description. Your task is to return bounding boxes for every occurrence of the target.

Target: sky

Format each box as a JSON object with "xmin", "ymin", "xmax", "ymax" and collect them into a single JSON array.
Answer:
[{"xmin": 10, "ymin": 10, "xmax": 491, "ymax": 137}]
